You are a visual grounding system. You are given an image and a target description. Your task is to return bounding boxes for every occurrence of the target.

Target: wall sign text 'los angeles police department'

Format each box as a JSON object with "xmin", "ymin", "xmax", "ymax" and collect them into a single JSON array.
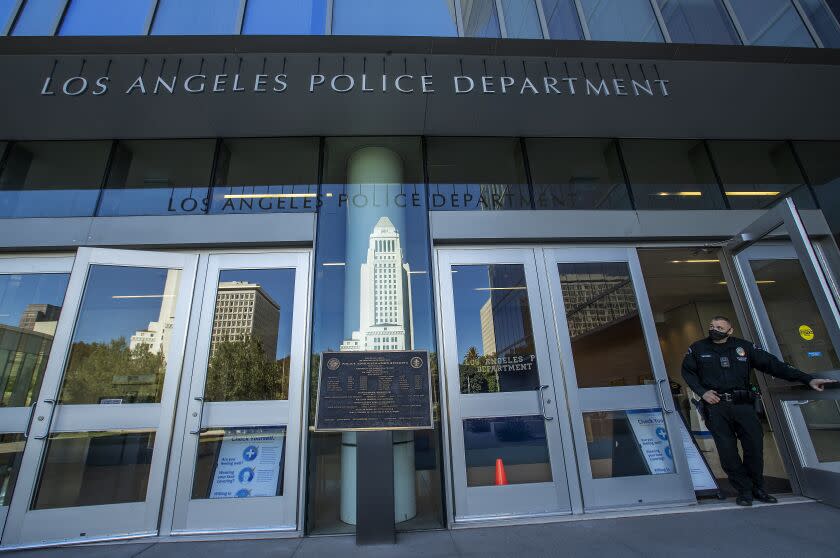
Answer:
[{"xmin": 41, "ymin": 71, "xmax": 671, "ymax": 98}]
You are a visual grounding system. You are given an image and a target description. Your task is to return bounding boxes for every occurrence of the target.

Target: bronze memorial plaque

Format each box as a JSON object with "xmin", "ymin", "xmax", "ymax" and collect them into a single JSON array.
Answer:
[{"xmin": 315, "ymin": 350, "xmax": 433, "ymax": 431}]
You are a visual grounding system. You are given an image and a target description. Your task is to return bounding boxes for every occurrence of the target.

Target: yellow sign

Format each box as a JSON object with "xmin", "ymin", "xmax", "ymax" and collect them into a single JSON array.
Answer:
[{"xmin": 799, "ymin": 325, "xmax": 815, "ymax": 341}]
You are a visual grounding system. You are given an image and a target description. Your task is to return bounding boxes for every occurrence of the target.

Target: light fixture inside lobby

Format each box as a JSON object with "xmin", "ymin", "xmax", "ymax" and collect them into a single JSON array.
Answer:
[
  {"xmin": 656, "ymin": 191, "xmax": 703, "ymax": 196},
  {"xmin": 669, "ymin": 259, "xmax": 720, "ymax": 264},
  {"xmin": 725, "ymin": 191, "xmax": 781, "ymax": 196}
]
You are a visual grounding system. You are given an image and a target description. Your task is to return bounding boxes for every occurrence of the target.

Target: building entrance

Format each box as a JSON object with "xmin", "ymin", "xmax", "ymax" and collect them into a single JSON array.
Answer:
[
  {"xmin": 0, "ymin": 249, "xmax": 312, "ymax": 549},
  {"xmin": 436, "ymin": 247, "xmax": 696, "ymax": 522}
]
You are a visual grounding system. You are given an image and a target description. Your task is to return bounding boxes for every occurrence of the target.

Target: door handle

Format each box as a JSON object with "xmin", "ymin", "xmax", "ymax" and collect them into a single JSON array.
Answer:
[
  {"xmin": 537, "ymin": 385, "xmax": 554, "ymax": 421},
  {"xmin": 33, "ymin": 398, "xmax": 57, "ymax": 440},
  {"xmin": 22, "ymin": 404, "xmax": 37, "ymax": 439},
  {"xmin": 656, "ymin": 379, "xmax": 674, "ymax": 414},
  {"xmin": 189, "ymin": 396, "xmax": 205, "ymax": 435}
]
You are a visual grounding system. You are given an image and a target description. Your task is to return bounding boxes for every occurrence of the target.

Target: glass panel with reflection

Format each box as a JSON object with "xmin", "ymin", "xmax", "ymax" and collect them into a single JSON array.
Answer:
[
  {"xmin": 557, "ymin": 262, "xmax": 655, "ymax": 388},
  {"xmin": 151, "ymin": 0, "xmax": 241, "ymax": 35},
  {"xmin": 785, "ymin": 399, "xmax": 840, "ymax": 465},
  {"xmin": 332, "ymin": 0, "xmax": 457, "ymax": 36},
  {"xmin": 58, "ymin": 265, "xmax": 182, "ymax": 405},
  {"xmin": 192, "ymin": 426, "xmax": 287, "ymax": 499},
  {"xmin": 0, "ymin": 434, "xmax": 24, "ymax": 507},
  {"xmin": 460, "ymin": 0, "xmax": 501, "ymax": 37},
  {"xmin": 623, "ymin": 139, "xmax": 727, "ymax": 210},
  {"xmin": 727, "ymin": 0, "xmax": 815, "ymax": 47},
  {"xmin": 98, "ymin": 140, "xmax": 214, "ymax": 217},
  {"xmin": 242, "ymin": 0, "xmax": 327, "ymax": 35},
  {"xmin": 427, "ymin": 138, "xmax": 530, "ymax": 211},
  {"xmin": 10, "ymin": 0, "xmax": 64, "ymax": 35},
  {"xmin": 707, "ymin": 141, "xmax": 815, "ymax": 210},
  {"xmin": 32, "ymin": 430, "xmax": 156, "ymax": 510},
  {"xmin": 501, "ymin": 0, "xmax": 543, "ymax": 38},
  {"xmin": 453, "ymin": 264, "xmax": 540, "ymax": 394},
  {"xmin": 203, "ymin": 268, "xmax": 296, "ymax": 402},
  {"xmin": 527, "ymin": 138, "xmax": 630, "ymax": 210},
  {"xmin": 539, "ymin": 0, "xmax": 584, "ymax": 39},
  {"xmin": 585, "ymin": 409, "xmax": 675, "ymax": 478},
  {"xmin": 59, "ymin": 0, "xmax": 155, "ymax": 36},
  {"xmin": 464, "ymin": 416, "xmax": 551, "ymax": 486},
  {"xmin": 798, "ymin": 0, "xmax": 840, "ymax": 47},
  {"xmin": 578, "ymin": 0, "xmax": 664, "ymax": 42},
  {"xmin": 0, "ymin": 141, "xmax": 110, "ymax": 218},
  {"xmin": 210, "ymin": 138, "xmax": 319, "ymax": 214},
  {"xmin": 749, "ymin": 259, "xmax": 840, "ymax": 374},
  {"xmin": 656, "ymin": 0, "xmax": 741, "ymax": 45},
  {"xmin": 1, "ymin": 272, "xmax": 70, "ymax": 408}
]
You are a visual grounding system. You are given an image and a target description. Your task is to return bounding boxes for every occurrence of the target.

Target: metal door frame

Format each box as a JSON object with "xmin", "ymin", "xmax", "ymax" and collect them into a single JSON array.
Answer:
[
  {"xmin": 435, "ymin": 247, "xmax": 576, "ymax": 522},
  {"xmin": 721, "ymin": 197, "xmax": 840, "ymax": 504},
  {"xmin": 1, "ymin": 248, "xmax": 199, "ymax": 549},
  {"xmin": 166, "ymin": 251, "xmax": 311, "ymax": 535},
  {"xmin": 0, "ymin": 255, "xmax": 75, "ymax": 543},
  {"xmin": 543, "ymin": 246, "xmax": 695, "ymax": 512}
]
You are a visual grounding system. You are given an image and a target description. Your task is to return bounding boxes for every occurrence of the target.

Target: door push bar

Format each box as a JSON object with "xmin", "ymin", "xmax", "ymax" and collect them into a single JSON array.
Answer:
[
  {"xmin": 657, "ymin": 379, "xmax": 674, "ymax": 414},
  {"xmin": 537, "ymin": 385, "xmax": 554, "ymax": 421}
]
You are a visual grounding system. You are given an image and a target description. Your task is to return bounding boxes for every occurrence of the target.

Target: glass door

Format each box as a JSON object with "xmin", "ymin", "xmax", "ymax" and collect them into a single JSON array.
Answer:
[
  {"xmin": 543, "ymin": 247, "xmax": 695, "ymax": 511},
  {"xmin": 436, "ymin": 249, "xmax": 576, "ymax": 521},
  {"xmin": 0, "ymin": 256, "xmax": 73, "ymax": 542},
  {"xmin": 169, "ymin": 252, "xmax": 310, "ymax": 534},
  {"xmin": 1, "ymin": 248, "xmax": 198, "ymax": 547},
  {"xmin": 725, "ymin": 199, "xmax": 840, "ymax": 506}
]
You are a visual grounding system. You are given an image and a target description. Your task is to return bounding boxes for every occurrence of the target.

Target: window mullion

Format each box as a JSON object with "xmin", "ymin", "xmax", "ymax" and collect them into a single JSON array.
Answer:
[
  {"xmin": 572, "ymin": 0, "xmax": 592, "ymax": 40},
  {"xmin": 495, "ymin": 0, "xmax": 508, "ymax": 37},
  {"xmin": 790, "ymin": 0, "xmax": 826, "ymax": 47},
  {"xmin": 719, "ymin": 0, "xmax": 750, "ymax": 44},
  {"xmin": 533, "ymin": 0, "xmax": 551, "ymax": 39},
  {"xmin": 648, "ymin": 0, "xmax": 672, "ymax": 42}
]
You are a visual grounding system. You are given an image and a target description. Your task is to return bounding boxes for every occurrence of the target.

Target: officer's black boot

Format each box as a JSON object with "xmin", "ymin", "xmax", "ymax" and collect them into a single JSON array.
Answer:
[
  {"xmin": 735, "ymin": 494, "xmax": 753, "ymax": 506},
  {"xmin": 752, "ymin": 488, "xmax": 778, "ymax": 504}
]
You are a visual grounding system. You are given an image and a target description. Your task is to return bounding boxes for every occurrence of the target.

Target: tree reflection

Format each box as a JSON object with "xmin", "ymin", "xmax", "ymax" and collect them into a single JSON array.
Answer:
[
  {"xmin": 61, "ymin": 338, "xmax": 165, "ymax": 404},
  {"xmin": 205, "ymin": 335, "xmax": 289, "ymax": 401}
]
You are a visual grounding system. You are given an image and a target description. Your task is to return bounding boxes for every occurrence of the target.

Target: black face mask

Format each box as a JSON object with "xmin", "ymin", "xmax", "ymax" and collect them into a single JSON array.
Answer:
[{"xmin": 709, "ymin": 329, "xmax": 730, "ymax": 342}]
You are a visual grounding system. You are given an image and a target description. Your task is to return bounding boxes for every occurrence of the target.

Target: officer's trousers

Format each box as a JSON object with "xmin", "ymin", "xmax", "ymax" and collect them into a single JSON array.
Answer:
[{"xmin": 705, "ymin": 401, "xmax": 764, "ymax": 495}]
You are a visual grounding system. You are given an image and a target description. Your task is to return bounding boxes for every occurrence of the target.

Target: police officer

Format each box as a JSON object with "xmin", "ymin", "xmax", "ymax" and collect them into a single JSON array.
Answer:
[{"xmin": 682, "ymin": 316, "xmax": 837, "ymax": 506}]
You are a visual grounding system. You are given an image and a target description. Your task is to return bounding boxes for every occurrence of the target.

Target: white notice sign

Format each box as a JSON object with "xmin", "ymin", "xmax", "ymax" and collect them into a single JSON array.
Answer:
[
  {"xmin": 676, "ymin": 417, "xmax": 718, "ymax": 492},
  {"xmin": 209, "ymin": 428, "xmax": 286, "ymax": 499},
  {"xmin": 626, "ymin": 409, "xmax": 676, "ymax": 475}
]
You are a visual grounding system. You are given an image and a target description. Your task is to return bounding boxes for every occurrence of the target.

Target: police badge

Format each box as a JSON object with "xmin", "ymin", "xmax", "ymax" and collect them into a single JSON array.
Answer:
[{"xmin": 736, "ymin": 346, "xmax": 746, "ymax": 357}]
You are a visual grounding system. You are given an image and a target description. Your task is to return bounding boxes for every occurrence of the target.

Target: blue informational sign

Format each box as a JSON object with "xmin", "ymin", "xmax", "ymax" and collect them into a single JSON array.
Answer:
[
  {"xmin": 209, "ymin": 428, "xmax": 286, "ymax": 499},
  {"xmin": 626, "ymin": 409, "xmax": 676, "ymax": 475}
]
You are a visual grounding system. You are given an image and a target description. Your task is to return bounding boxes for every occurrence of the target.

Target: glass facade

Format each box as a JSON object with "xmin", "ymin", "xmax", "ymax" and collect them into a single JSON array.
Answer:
[
  {"xmin": 3, "ymin": 0, "xmax": 838, "ymax": 47},
  {"xmin": 1, "ymin": 138, "xmax": 838, "ymax": 218}
]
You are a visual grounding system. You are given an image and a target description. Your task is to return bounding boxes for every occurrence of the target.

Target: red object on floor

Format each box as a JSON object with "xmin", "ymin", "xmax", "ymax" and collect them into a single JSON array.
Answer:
[{"xmin": 495, "ymin": 458, "xmax": 508, "ymax": 486}]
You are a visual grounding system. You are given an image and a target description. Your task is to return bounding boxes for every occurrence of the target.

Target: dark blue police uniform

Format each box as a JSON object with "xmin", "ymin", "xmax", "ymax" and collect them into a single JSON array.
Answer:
[{"xmin": 681, "ymin": 336, "xmax": 812, "ymax": 498}]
